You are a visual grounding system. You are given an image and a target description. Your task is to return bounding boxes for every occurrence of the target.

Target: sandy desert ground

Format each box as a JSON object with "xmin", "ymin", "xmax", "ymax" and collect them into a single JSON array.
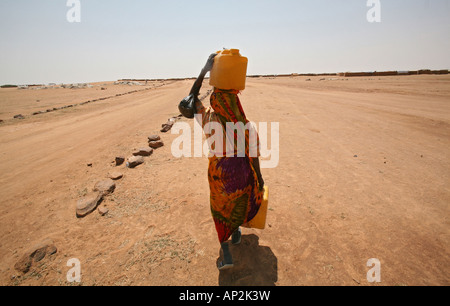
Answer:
[{"xmin": 0, "ymin": 75, "xmax": 449, "ymax": 286}]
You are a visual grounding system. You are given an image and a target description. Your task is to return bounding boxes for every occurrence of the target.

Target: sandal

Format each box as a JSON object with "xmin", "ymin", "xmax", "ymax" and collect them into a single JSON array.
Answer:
[{"xmin": 217, "ymin": 261, "xmax": 234, "ymax": 271}]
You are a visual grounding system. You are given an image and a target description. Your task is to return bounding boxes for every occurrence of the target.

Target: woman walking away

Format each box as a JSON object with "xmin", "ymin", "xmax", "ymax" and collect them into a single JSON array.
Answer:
[{"xmin": 189, "ymin": 53, "xmax": 265, "ymax": 270}]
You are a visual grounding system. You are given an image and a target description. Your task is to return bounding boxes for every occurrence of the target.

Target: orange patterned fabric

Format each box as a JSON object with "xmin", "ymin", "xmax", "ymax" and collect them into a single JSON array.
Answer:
[{"xmin": 197, "ymin": 88, "xmax": 263, "ymax": 243}]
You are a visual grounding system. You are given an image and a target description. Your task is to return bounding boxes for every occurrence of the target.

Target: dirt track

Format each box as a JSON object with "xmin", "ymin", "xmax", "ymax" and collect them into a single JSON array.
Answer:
[{"xmin": 0, "ymin": 75, "xmax": 449, "ymax": 285}]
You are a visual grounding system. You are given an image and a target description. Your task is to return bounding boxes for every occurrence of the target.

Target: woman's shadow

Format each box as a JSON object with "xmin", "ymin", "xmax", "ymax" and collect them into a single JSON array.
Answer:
[{"xmin": 217, "ymin": 234, "xmax": 278, "ymax": 286}]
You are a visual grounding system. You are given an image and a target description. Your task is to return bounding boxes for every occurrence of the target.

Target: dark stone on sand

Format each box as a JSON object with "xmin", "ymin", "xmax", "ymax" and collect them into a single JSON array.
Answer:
[
  {"xmin": 108, "ymin": 171, "xmax": 123, "ymax": 180},
  {"xmin": 98, "ymin": 206, "xmax": 109, "ymax": 216},
  {"xmin": 148, "ymin": 140, "xmax": 164, "ymax": 149},
  {"xmin": 148, "ymin": 135, "xmax": 161, "ymax": 142},
  {"xmin": 14, "ymin": 239, "xmax": 57, "ymax": 274},
  {"xmin": 126, "ymin": 156, "xmax": 144, "ymax": 168},
  {"xmin": 93, "ymin": 179, "xmax": 116, "ymax": 196},
  {"xmin": 133, "ymin": 147, "xmax": 153, "ymax": 157},
  {"xmin": 115, "ymin": 156, "xmax": 125, "ymax": 166},
  {"xmin": 161, "ymin": 121, "xmax": 174, "ymax": 133},
  {"xmin": 76, "ymin": 192, "xmax": 103, "ymax": 218}
]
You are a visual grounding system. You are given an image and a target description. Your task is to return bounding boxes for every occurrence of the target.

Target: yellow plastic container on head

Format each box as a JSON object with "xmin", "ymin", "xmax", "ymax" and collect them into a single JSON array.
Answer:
[
  {"xmin": 243, "ymin": 185, "xmax": 269, "ymax": 230},
  {"xmin": 209, "ymin": 49, "xmax": 248, "ymax": 90}
]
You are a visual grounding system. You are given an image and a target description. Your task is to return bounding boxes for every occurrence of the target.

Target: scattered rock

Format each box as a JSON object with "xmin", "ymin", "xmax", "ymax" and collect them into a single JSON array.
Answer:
[
  {"xmin": 133, "ymin": 147, "xmax": 153, "ymax": 157},
  {"xmin": 14, "ymin": 114, "xmax": 25, "ymax": 119},
  {"xmin": 148, "ymin": 135, "xmax": 161, "ymax": 142},
  {"xmin": 161, "ymin": 123, "xmax": 173, "ymax": 133},
  {"xmin": 354, "ymin": 155, "xmax": 358, "ymax": 158},
  {"xmin": 14, "ymin": 254, "xmax": 32, "ymax": 274},
  {"xmin": 148, "ymin": 140, "xmax": 164, "ymax": 149},
  {"xmin": 161, "ymin": 118, "xmax": 177, "ymax": 133},
  {"xmin": 115, "ymin": 156, "xmax": 125, "ymax": 166},
  {"xmin": 76, "ymin": 193, "xmax": 103, "ymax": 218},
  {"xmin": 98, "ymin": 206, "xmax": 109, "ymax": 216},
  {"xmin": 87, "ymin": 163, "xmax": 93, "ymax": 167},
  {"xmin": 0, "ymin": 120, "xmax": 3, "ymax": 123},
  {"xmin": 93, "ymin": 179, "xmax": 116, "ymax": 196},
  {"xmin": 108, "ymin": 171, "xmax": 123, "ymax": 180},
  {"xmin": 33, "ymin": 242, "xmax": 56, "ymax": 262},
  {"xmin": 161, "ymin": 117, "xmax": 180, "ymax": 132},
  {"xmin": 126, "ymin": 156, "xmax": 144, "ymax": 168},
  {"xmin": 14, "ymin": 239, "xmax": 57, "ymax": 274}
]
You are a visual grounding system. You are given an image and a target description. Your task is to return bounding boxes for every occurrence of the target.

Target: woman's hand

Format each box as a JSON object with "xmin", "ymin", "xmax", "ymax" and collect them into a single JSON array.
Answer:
[
  {"xmin": 190, "ymin": 53, "xmax": 217, "ymax": 96},
  {"xmin": 203, "ymin": 53, "xmax": 217, "ymax": 72}
]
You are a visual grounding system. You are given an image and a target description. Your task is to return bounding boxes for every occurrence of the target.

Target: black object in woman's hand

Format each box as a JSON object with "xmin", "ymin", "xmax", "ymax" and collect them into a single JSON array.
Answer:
[{"xmin": 178, "ymin": 94, "xmax": 197, "ymax": 119}]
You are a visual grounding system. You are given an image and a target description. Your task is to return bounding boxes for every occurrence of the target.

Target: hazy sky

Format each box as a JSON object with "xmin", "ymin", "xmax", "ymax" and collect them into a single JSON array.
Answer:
[{"xmin": 0, "ymin": 0, "xmax": 449, "ymax": 84}]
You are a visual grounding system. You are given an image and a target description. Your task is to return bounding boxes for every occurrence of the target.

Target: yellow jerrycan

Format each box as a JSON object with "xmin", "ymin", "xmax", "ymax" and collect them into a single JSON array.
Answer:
[
  {"xmin": 243, "ymin": 185, "xmax": 269, "ymax": 230},
  {"xmin": 209, "ymin": 49, "xmax": 248, "ymax": 90}
]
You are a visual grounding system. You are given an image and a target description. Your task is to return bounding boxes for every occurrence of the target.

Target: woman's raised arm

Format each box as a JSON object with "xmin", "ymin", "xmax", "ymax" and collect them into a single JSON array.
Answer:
[{"xmin": 189, "ymin": 53, "xmax": 217, "ymax": 97}]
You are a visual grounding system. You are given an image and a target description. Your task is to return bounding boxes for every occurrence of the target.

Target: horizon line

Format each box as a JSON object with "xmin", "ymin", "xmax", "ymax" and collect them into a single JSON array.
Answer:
[{"xmin": 2, "ymin": 69, "xmax": 449, "ymax": 87}]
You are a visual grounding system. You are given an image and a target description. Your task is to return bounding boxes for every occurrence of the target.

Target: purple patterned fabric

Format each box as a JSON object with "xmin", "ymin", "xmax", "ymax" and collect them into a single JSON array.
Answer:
[{"xmin": 217, "ymin": 157, "xmax": 253, "ymax": 194}]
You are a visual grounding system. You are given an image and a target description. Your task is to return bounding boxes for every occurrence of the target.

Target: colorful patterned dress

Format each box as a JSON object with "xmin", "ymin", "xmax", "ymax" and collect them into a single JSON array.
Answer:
[{"xmin": 196, "ymin": 88, "xmax": 264, "ymax": 243}]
